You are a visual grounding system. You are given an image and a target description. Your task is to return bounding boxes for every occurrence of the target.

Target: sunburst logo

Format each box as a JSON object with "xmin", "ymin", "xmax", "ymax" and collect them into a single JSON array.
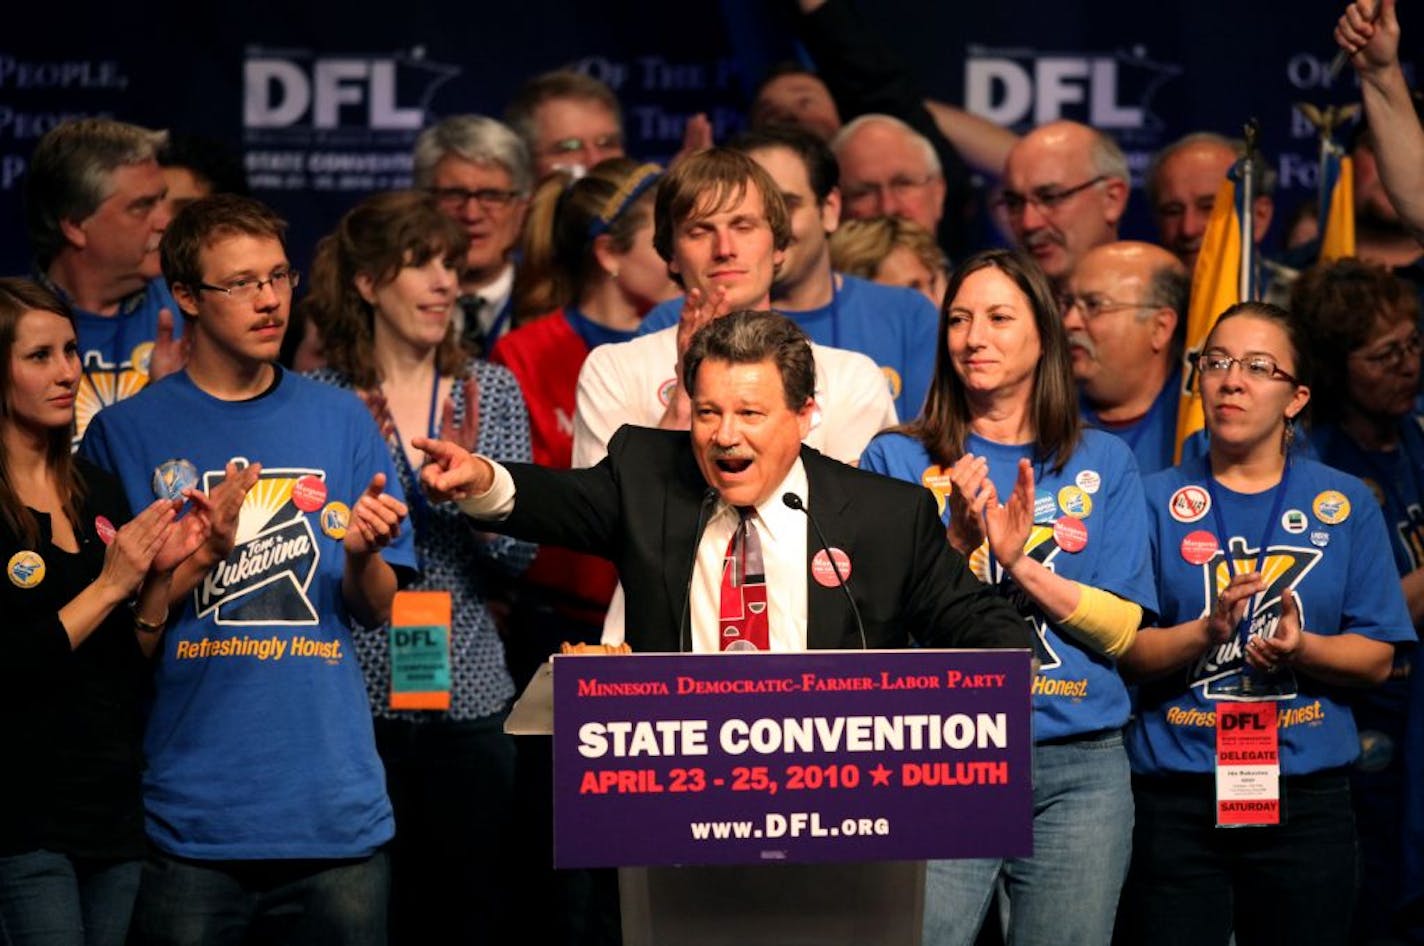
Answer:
[
  {"xmin": 74, "ymin": 360, "xmax": 149, "ymax": 444},
  {"xmin": 968, "ymin": 523, "xmax": 1063, "ymax": 669}
]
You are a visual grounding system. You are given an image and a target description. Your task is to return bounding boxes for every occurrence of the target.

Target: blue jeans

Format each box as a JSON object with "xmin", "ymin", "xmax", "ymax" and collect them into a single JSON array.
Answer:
[
  {"xmin": 0, "ymin": 850, "xmax": 140, "ymax": 946},
  {"xmin": 131, "ymin": 850, "xmax": 388, "ymax": 946},
  {"xmin": 923, "ymin": 730, "xmax": 1134, "ymax": 946}
]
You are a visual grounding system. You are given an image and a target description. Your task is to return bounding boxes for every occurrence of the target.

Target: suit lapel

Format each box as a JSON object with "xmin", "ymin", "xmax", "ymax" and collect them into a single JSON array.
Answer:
[
  {"xmin": 662, "ymin": 448, "xmax": 711, "ymax": 643},
  {"xmin": 802, "ymin": 449, "xmax": 855, "ymax": 650}
]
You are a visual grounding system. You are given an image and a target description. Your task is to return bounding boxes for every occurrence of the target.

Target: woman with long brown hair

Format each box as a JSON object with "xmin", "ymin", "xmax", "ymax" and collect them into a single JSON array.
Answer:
[
  {"xmin": 0, "ymin": 278, "xmax": 207, "ymax": 946},
  {"xmin": 301, "ymin": 189, "xmax": 533, "ymax": 944},
  {"xmin": 861, "ymin": 248, "xmax": 1154, "ymax": 945}
]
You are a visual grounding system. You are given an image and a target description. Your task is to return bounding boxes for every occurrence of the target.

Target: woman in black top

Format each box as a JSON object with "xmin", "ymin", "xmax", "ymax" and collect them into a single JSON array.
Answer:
[{"xmin": 0, "ymin": 279, "xmax": 209, "ymax": 946}]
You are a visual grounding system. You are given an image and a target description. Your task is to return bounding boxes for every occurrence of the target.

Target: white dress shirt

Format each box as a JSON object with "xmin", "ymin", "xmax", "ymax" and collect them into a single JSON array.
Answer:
[{"xmin": 459, "ymin": 458, "xmax": 812, "ymax": 652}]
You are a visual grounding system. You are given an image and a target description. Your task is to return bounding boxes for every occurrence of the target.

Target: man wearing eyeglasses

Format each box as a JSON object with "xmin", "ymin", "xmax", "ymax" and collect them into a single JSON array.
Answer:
[
  {"xmin": 79, "ymin": 194, "xmax": 414, "ymax": 944},
  {"xmin": 830, "ymin": 114, "xmax": 947, "ymax": 238},
  {"xmin": 1062, "ymin": 241, "xmax": 1189, "ymax": 474},
  {"xmin": 505, "ymin": 69, "xmax": 626, "ymax": 180},
  {"xmin": 1002, "ymin": 120, "xmax": 1130, "ymax": 289},
  {"xmin": 414, "ymin": 115, "xmax": 531, "ymax": 355},
  {"xmin": 24, "ymin": 118, "xmax": 189, "ymax": 444}
]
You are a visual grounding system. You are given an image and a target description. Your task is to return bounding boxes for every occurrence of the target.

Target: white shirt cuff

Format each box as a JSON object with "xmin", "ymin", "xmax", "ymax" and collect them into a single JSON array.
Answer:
[{"xmin": 456, "ymin": 458, "xmax": 516, "ymax": 519}]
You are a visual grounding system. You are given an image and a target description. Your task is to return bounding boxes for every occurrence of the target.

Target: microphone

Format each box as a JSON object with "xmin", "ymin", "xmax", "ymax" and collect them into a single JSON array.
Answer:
[
  {"xmin": 782, "ymin": 492, "xmax": 868, "ymax": 650},
  {"xmin": 679, "ymin": 488, "xmax": 721, "ymax": 652}
]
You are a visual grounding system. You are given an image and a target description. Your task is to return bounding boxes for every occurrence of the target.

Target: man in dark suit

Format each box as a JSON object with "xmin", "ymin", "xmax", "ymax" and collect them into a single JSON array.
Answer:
[{"xmin": 416, "ymin": 310, "xmax": 1027, "ymax": 653}]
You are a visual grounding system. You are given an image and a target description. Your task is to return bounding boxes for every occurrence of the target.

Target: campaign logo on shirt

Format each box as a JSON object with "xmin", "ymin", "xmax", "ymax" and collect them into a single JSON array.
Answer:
[
  {"xmin": 195, "ymin": 464, "xmax": 322, "ymax": 626},
  {"xmin": 969, "ymin": 524, "xmax": 1064, "ymax": 670},
  {"xmin": 75, "ymin": 349, "xmax": 150, "ymax": 447},
  {"xmin": 1188, "ymin": 536, "xmax": 1322, "ymax": 700}
]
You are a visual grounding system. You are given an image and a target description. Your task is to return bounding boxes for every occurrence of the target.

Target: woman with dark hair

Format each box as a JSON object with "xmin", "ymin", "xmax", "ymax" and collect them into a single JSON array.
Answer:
[
  {"xmin": 1290, "ymin": 260, "xmax": 1422, "ymax": 941},
  {"xmin": 0, "ymin": 278, "xmax": 208, "ymax": 946},
  {"xmin": 301, "ymin": 190, "xmax": 534, "ymax": 944},
  {"xmin": 1119, "ymin": 301, "xmax": 1412, "ymax": 945},
  {"xmin": 493, "ymin": 158, "xmax": 675, "ymax": 661},
  {"xmin": 860, "ymin": 248, "xmax": 1155, "ymax": 945}
]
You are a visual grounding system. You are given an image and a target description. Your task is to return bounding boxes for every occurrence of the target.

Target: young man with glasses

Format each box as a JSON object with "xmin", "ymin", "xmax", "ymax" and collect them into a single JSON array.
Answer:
[
  {"xmin": 79, "ymin": 194, "xmax": 414, "ymax": 944},
  {"xmin": 1002, "ymin": 120, "xmax": 1130, "ymax": 289},
  {"xmin": 414, "ymin": 115, "xmax": 531, "ymax": 355},
  {"xmin": 1062, "ymin": 241, "xmax": 1190, "ymax": 473}
]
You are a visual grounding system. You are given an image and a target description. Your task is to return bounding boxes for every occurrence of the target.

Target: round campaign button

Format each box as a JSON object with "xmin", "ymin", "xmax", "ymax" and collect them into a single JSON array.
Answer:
[
  {"xmin": 921, "ymin": 465, "xmax": 952, "ymax": 513},
  {"xmin": 320, "ymin": 502, "xmax": 351, "ymax": 540},
  {"xmin": 152, "ymin": 459, "xmax": 200, "ymax": 502},
  {"xmin": 1033, "ymin": 489, "xmax": 1058, "ymax": 523},
  {"xmin": 1280, "ymin": 509, "xmax": 1308, "ymax": 535},
  {"xmin": 1180, "ymin": 529, "xmax": 1219, "ymax": 565},
  {"xmin": 882, "ymin": 367, "xmax": 903, "ymax": 400},
  {"xmin": 130, "ymin": 341, "xmax": 155, "ymax": 378},
  {"xmin": 1053, "ymin": 517, "xmax": 1088, "ymax": 553},
  {"xmin": 94, "ymin": 515, "xmax": 117, "ymax": 546},
  {"xmin": 1311, "ymin": 530, "xmax": 1332, "ymax": 548},
  {"xmin": 1075, "ymin": 469, "xmax": 1102, "ymax": 495},
  {"xmin": 1169, "ymin": 485, "xmax": 1211, "ymax": 523},
  {"xmin": 292, "ymin": 475, "xmax": 328, "ymax": 512},
  {"xmin": 1057, "ymin": 485, "xmax": 1092, "ymax": 519},
  {"xmin": 7, "ymin": 550, "xmax": 45, "ymax": 589},
  {"xmin": 1313, "ymin": 490, "xmax": 1351, "ymax": 525},
  {"xmin": 811, "ymin": 547, "xmax": 852, "ymax": 587},
  {"xmin": 657, "ymin": 377, "xmax": 677, "ymax": 407}
]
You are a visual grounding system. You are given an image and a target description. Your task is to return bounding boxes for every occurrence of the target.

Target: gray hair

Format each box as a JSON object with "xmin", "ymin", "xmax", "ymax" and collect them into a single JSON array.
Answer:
[
  {"xmin": 1089, "ymin": 129, "xmax": 1130, "ymax": 183},
  {"xmin": 505, "ymin": 69, "xmax": 623, "ymax": 158},
  {"xmin": 24, "ymin": 117, "xmax": 169, "ymax": 267},
  {"xmin": 830, "ymin": 113, "xmax": 942, "ymax": 178},
  {"xmin": 1146, "ymin": 131, "xmax": 1278, "ymax": 204},
  {"xmin": 412, "ymin": 115, "xmax": 532, "ymax": 195},
  {"xmin": 682, "ymin": 310, "xmax": 816, "ymax": 409}
]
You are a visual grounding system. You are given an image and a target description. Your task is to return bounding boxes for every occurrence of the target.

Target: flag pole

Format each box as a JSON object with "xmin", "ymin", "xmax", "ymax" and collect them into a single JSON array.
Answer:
[{"xmin": 1239, "ymin": 118, "xmax": 1258, "ymax": 301}]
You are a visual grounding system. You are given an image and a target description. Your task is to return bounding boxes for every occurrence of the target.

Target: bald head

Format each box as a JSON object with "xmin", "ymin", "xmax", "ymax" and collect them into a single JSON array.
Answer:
[
  {"xmin": 1002, "ymin": 120, "xmax": 1128, "ymax": 286},
  {"xmin": 1148, "ymin": 133, "xmax": 1275, "ymax": 273},
  {"xmin": 1062, "ymin": 240, "xmax": 1187, "ymax": 417},
  {"xmin": 831, "ymin": 115, "xmax": 945, "ymax": 233}
]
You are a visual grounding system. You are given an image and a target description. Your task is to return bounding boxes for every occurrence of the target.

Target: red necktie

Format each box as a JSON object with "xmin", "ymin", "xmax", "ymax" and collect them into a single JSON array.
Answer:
[{"xmin": 719, "ymin": 507, "xmax": 769, "ymax": 651}]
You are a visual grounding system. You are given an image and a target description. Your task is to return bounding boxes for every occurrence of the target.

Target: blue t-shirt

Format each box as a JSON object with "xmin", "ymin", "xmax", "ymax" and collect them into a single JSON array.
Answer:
[
  {"xmin": 1128, "ymin": 457, "xmax": 1415, "ymax": 776},
  {"xmin": 79, "ymin": 368, "xmax": 414, "ymax": 859},
  {"xmin": 860, "ymin": 428, "xmax": 1156, "ymax": 741},
  {"xmin": 638, "ymin": 274, "xmax": 936, "ymax": 419},
  {"xmin": 1080, "ymin": 367, "xmax": 1180, "ymax": 475},
  {"xmin": 51, "ymin": 277, "xmax": 183, "ymax": 446},
  {"xmin": 565, "ymin": 306, "xmax": 638, "ymax": 351}
]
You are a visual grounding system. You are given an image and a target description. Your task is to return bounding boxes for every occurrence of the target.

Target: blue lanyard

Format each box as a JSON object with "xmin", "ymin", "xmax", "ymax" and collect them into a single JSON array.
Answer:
[
  {"xmin": 383, "ymin": 370, "xmax": 442, "ymax": 533},
  {"xmin": 480, "ymin": 296, "xmax": 512, "ymax": 354},
  {"xmin": 1205, "ymin": 460, "xmax": 1292, "ymax": 647}
]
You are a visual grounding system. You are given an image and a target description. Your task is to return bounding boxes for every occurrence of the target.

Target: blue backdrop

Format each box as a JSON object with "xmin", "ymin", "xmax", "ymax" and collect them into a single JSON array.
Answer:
[{"xmin": 1, "ymin": 0, "xmax": 1411, "ymax": 273}]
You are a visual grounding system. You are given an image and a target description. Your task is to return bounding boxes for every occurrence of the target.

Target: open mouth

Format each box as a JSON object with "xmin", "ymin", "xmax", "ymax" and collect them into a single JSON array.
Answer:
[{"xmin": 715, "ymin": 458, "xmax": 752, "ymax": 474}]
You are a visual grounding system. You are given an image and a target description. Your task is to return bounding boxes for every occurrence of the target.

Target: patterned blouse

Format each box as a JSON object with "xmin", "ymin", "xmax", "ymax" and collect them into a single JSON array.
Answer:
[{"xmin": 309, "ymin": 358, "xmax": 536, "ymax": 720}]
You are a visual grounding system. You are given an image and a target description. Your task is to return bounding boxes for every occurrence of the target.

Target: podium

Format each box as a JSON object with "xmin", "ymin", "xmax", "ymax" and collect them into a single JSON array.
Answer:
[
  {"xmin": 619, "ymin": 862, "xmax": 925, "ymax": 946},
  {"xmin": 507, "ymin": 649, "xmax": 1031, "ymax": 946}
]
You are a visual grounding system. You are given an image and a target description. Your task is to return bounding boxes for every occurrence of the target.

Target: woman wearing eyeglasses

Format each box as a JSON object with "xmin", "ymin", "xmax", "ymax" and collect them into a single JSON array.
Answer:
[
  {"xmin": 1289, "ymin": 258, "xmax": 1424, "ymax": 942},
  {"xmin": 860, "ymin": 249, "xmax": 1156, "ymax": 946},
  {"xmin": 301, "ymin": 190, "xmax": 535, "ymax": 944},
  {"xmin": 1118, "ymin": 301, "xmax": 1412, "ymax": 946},
  {"xmin": 0, "ymin": 279, "xmax": 210, "ymax": 946}
]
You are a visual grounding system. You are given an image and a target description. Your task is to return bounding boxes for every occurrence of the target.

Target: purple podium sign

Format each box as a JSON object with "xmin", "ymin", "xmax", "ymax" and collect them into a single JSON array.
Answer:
[{"xmin": 553, "ymin": 648, "xmax": 1033, "ymax": 868}]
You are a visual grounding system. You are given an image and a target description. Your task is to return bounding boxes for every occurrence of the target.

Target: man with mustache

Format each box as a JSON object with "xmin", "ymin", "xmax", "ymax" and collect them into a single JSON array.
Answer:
[
  {"xmin": 1061, "ymin": 241, "xmax": 1189, "ymax": 473},
  {"xmin": 417, "ymin": 310, "xmax": 1028, "ymax": 655},
  {"xmin": 24, "ymin": 118, "xmax": 188, "ymax": 442},
  {"xmin": 1002, "ymin": 121, "xmax": 1130, "ymax": 291},
  {"xmin": 79, "ymin": 194, "xmax": 414, "ymax": 944}
]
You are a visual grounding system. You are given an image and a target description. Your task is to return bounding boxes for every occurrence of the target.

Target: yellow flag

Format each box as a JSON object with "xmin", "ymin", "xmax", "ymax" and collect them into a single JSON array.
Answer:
[
  {"xmin": 1320, "ymin": 153, "xmax": 1356, "ymax": 262},
  {"xmin": 1174, "ymin": 175, "xmax": 1243, "ymax": 462}
]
